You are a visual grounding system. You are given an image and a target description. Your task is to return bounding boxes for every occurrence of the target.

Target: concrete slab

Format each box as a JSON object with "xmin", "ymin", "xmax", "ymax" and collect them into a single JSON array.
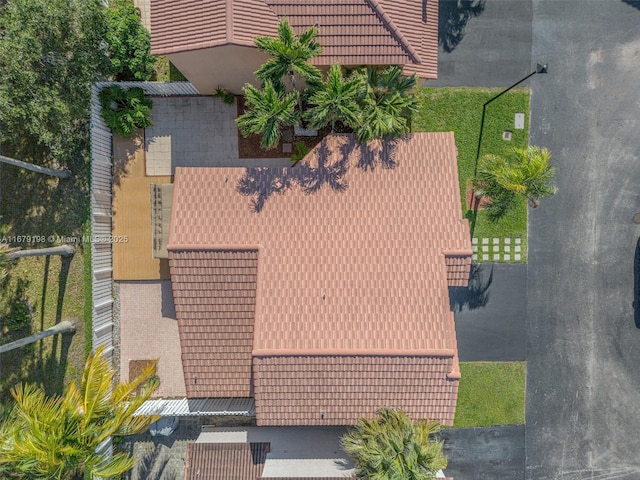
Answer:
[
  {"xmin": 441, "ymin": 425, "xmax": 525, "ymax": 479},
  {"xmin": 450, "ymin": 263, "xmax": 526, "ymax": 362},
  {"xmin": 196, "ymin": 426, "xmax": 355, "ymax": 477},
  {"xmin": 145, "ymin": 97, "xmax": 291, "ymax": 175},
  {"xmin": 427, "ymin": 0, "xmax": 533, "ymax": 87}
]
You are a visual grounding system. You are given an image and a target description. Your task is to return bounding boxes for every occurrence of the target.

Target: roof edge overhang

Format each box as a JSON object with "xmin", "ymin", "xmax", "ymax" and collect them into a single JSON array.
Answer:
[
  {"xmin": 252, "ymin": 348, "xmax": 456, "ymax": 357},
  {"xmin": 151, "ymin": 40, "xmax": 258, "ymax": 57},
  {"xmin": 167, "ymin": 244, "xmax": 263, "ymax": 252},
  {"xmin": 442, "ymin": 249, "xmax": 473, "ymax": 257}
]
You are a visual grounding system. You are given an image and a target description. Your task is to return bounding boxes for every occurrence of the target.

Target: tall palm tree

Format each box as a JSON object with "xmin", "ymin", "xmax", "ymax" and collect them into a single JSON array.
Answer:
[
  {"xmin": 0, "ymin": 345, "xmax": 159, "ymax": 479},
  {"xmin": 354, "ymin": 66, "xmax": 419, "ymax": 144},
  {"xmin": 341, "ymin": 407, "xmax": 447, "ymax": 480},
  {"xmin": 236, "ymin": 80, "xmax": 299, "ymax": 150},
  {"xmin": 254, "ymin": 17, "xmax": 322, "ymax": 93},
  {"xmin": 474, "ymin": 145, "xmax": 557, "ymax": 221},
  {"xmin": 303, "ymin": 64, "xmax": 362, "ymax": 132}
]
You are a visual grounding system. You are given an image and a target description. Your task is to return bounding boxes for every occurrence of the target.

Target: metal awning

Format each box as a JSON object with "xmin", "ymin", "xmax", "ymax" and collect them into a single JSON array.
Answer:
[{"xmin": 134, "ymin": 397, "xmax": 256, "ymax": 417}]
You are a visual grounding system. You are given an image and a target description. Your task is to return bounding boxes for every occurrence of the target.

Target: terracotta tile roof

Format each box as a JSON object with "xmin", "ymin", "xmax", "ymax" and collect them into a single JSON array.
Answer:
[
  {"xmin": 168, "ymin": 133, "xmax": 470, "ymax": 424},
  {"xmin": 265, "ymin": 0, "xmax": 439, "ymax": 77},
  {"xmin": 169, "ymin": 133, "xmax": 471, "ymax": 354},
  {"xmin": 150, "ymin": 0, "xmax": 280, "ymax": 55},
  {"xmin": 254, "ymin": 354, "xmax": 460, "ymax": 426},
  {"xmin": 169, "ymin": 249, "xmax": 259, "ymax": 397},
  {"xmin": 150, "ymin": 0, "xmax": 439, "ymax": 78},
  {"xmin": 183, "ymin": 442, "xmax": 269, "ymax": 480}
]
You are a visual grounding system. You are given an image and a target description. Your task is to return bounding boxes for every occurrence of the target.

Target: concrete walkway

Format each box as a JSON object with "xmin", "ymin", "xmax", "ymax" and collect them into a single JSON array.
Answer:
[{"xmin": 452, "ymin": 263, "xmax": 527, "ymax": 362}]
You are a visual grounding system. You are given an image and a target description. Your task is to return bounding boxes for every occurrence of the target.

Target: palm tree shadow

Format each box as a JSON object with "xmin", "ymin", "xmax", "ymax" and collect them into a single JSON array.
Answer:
[
  {"xmin": 344, "ymin": 138, "xmax": 400, "ymax": 172},
  {"xmin": 55, "ymin": 254, "xmax": 74, "ymax": 323},
  {"xmin": 449, "ymin": 263, "xmax": 493, "ymax": 312},
  {"xmin": 236, "ymin": 139, "xmax": 349, "ymax": 212},
  {"xmin": 125, "ymin": 443, "xmax": 179, "ymax": 480},
  {"xmin": 439, "ymin": 0, "xmax": 486, "ymax": 53}
]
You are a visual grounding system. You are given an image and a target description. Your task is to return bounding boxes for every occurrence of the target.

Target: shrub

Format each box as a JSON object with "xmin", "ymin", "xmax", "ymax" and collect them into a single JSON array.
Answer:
[
  {"xmin": 105, "ymin": 0, "xmax": 155, "ymax": 81},
  {"xmin": 213, "ymin": 87, "xmax": 236, "ymax": 105},
  {"xmin": 99, "ymin": 85, "xmax": 153, "ymax": 138},
  {"xmin": 3, "ymin": 300, "xmax": 31, "ymax": 331}
]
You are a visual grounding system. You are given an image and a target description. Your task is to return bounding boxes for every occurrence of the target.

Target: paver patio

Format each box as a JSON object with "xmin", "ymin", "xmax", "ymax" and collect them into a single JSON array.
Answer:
[{"xmin": 118, "ymin": 280, "xmax": 185, "ymax": 398}]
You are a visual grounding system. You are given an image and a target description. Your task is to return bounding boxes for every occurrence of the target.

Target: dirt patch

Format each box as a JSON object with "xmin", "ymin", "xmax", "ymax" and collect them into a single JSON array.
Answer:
[{"xmin": 466, "ymin": 181, "xmax": 491, "ymax": 211}]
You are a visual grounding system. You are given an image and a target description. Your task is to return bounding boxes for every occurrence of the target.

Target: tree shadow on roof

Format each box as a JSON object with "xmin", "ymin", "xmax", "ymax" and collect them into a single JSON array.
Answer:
[
  {"xmin": 342, "ymin": 138, "xmax": 400, "ymax": 172},
  {"xmin": 622, "ymin": 0, "xmax": 640, "ymax": 10},
  {"xmin": 449, "ymin": 262, "xmax": 493, "ymax": 312},
  {"xmin": 439, "ymin": 0, "xmax": 486, "ymax": 53},
  {"xmin": 236, "ymin": 139, "xmax": 349, "ymax": 212}
]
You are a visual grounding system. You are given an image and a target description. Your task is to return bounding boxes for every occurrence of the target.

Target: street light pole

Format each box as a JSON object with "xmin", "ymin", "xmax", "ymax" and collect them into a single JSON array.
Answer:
[{"xmin": 475, "ymin": 63, "xmax": 548, "ymax": 172}]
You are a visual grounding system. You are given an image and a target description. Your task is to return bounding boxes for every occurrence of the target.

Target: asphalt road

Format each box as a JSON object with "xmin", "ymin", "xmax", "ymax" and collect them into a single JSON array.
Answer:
[
  {"xmin": 427, "ymin": 0, "xmax": 533, "ymax": 87},
  {"xmin": 441, "ymin": 425, "xmax": 525, "ymax": 479},
  {"xmin": 527, "ymin": 1, "xmax": 640, "ymax": 478},
  {"xmin": 452, "ymin": 263, "xmax": 527, "ymax": 362}
]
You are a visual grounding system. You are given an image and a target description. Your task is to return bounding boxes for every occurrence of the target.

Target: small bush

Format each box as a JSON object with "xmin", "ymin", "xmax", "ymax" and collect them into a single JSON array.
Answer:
[
  {"xmin": 99, "ymin": 85, "xmax": 153, "ymax": 138},
  {"xmin": 213, "ymin": 87, "xmax": 236, "ymax": 105},
  {"xmin": 3, "ymin": 300, "xmax": 31, "ymax": 331}
]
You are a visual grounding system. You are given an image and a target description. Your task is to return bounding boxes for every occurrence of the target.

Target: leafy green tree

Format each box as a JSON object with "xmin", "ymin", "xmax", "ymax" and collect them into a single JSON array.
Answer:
[
  {"xmin": 342, "ymin": 407, "xmax": 447, "ymax": 480},
  {"xmin": 105, "ymin": 0, "xmax": 155, "ymax": 81},
  {"xmin": 236, "ymin": 80, "xmax": 298, "ymax": 150},
  {"xmin": 474, "ymin": 145, "xmax": 557, "ymax": 221},
  {"xmin": 304, "ymin": 64, "xmax": 362, "ymax": 132},
  {"xmin": 0, "ymin": 346, "xmax": 159, "ymax": 479},
  {"xmin": 353, "ymin": 66, "xmax": 419, "ymax": 144},
  {"xmin": 0, "ymin": 0, "xmax": 110, "ymax": 163},
  {"xmin": 254, "ymin": 17, "xmax": 322, "ymax": 92}
]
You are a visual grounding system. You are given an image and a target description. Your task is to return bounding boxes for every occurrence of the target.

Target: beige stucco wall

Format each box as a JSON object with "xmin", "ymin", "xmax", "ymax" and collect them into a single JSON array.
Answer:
[
  {"xmin": 168, "ymin": 45, "xmax": 269, "ymax": 94},
  {"xmin": 133, "ymin": 0, "xmax": 151, "ymax": 32}
]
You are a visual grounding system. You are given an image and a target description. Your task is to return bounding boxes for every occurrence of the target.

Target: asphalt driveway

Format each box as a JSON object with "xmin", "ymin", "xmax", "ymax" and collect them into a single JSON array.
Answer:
[
  {"xmin": 427, "ymin": 0, "xmax": 533, "ymax": 87},
  {"xmin": 451, "ymin": 263, "xmax": 527, "ymax": 362},
  {"xmin": 527, "ymin": 1, "xmax": 640, "ymax": 478},
  {"xmin": 441, "ymin": 425, "xmax": 525, "ymax": 480}
]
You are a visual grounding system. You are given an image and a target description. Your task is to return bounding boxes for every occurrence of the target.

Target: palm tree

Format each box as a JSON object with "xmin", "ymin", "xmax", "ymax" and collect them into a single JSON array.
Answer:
[
  {"xmin": 236, "ymin": 80, "xmax": 299, "ymax": 150},
  {"xmin": 354, "ymin": 66, "xmax": 419, "ymax": 144},
  {"xmin": 474, "ymin": 145, "xmax": 557, "ymax": 221},
  {"xmin": 254, "ymin": 17, "xmax": 322, "ymax": 93},
  {"xmin": 303, "ymin": 64, "xmax": 362, "ymax": 133},
  {"xmin": 0, "ymin": 345, "xmax": 159, "ymax": 479},
  {"xmin": 341, "ymin": 407, "xmax": 447, "ymax": 480}
]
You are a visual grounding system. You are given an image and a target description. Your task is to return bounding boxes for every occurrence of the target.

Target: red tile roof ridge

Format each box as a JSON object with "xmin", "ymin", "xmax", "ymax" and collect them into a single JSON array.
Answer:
[
  {"xmin": 225, "ymin": 0, "xmax": 234, "ymax": 42},
  {"xmin": 252, "ymin": 348, "xmax": 456, "ymax": 357},
  {"xmin": 366, "ymin": 0, "xmax": 421, "ymax": 64}
]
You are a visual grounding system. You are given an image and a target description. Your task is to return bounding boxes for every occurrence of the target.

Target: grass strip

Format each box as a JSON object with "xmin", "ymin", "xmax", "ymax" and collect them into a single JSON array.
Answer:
[{"xmin": 454, "ymin": 361, "xmax": 526, "ymax": 428}]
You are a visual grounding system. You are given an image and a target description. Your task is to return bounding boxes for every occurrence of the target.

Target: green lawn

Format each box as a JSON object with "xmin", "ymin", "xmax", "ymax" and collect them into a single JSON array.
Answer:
[
  {"xmin": 454, "ymin": 362, "xmax": 526, "ymax": 428},
  {"xmin": 0, "ymin": 163, "xmax": 91, "ymax": 419},
  {"xmin": 413, "ymin": 87, "xmax": 530, "ymax": 261}
]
